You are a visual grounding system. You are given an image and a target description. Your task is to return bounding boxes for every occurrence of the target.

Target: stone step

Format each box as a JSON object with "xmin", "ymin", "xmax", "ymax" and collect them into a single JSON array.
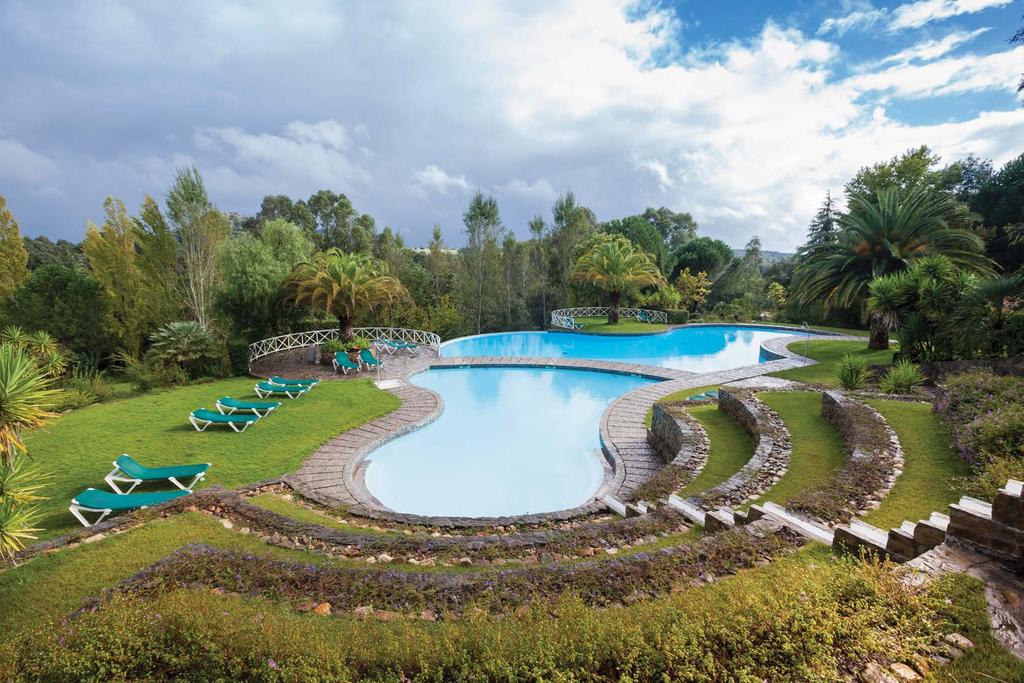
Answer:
[
  {"xmin": 849, "ymin": 519, "xmax": 890, "ymax": 547},
  {"xmin": 760, "ymin": 502, "xmax": 835, "ymax": 545},
  {"xmin": 602, "ymin": 495, "xmax": 629, "ymax": 517},
  {"xmin": 956, "ymin": 496, "xmax": 993, "ymax": 520},
  {"xmin": 1004, "ymin": 479, "xmax": 1024, "ymax": 497},
  {"xmin": 666, "ymin": 494, "xmax": 706, "ymax": 525},
  {"xmin": 928, "ymin": 511, "xmax": 950, "ymax": 530},
  {"xmin": 704, "ymin": 508, "xmax": 735, "ymax": 533}
]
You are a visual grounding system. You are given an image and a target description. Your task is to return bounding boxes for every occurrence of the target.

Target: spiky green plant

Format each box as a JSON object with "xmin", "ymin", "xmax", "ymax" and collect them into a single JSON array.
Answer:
[
  {"xmin": 25, "ymin": 330, "xmax": 58, "ymax": 357},
  {"xmin": 0, "ymin": 498, "xmax": 43, "ymax": 561},
  {"xmin": 0, "ymin": 325, "xmax": 27, "ymax": 349},
  {"xmin": 836, "ymin": 353, "xmax": 869, "ymax": 390},
  {"xmin": 880, "ymin": 359, "xmax": 926, "ymax": 394},
  {"xmin": 0, "ymin": 343, "xmax": 60, "ymax": 466},
  {"xmin": 0, "ymin": 454, "xmax": 49, "ymax": 507},
  {"xmin": 149, "ymin": 321, "xmax": 222, "ymax": 377}
]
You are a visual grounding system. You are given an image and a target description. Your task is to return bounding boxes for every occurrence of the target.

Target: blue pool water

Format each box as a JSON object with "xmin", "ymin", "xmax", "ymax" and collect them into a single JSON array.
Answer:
[
  {"xmin": 364, "ymin": 367, "xmax": 654, "ymax": 517},
  {"xmin": 440, "ymin": 326, "xmax": 803, "ymax": 373}
]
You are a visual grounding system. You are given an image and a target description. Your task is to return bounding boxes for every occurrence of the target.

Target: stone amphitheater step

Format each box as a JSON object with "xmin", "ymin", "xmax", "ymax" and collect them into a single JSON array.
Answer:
[
  {"xmin": 666, "ymin": 494, "xmax": 706, "ymax": 526},
  {"xmin": 758, "ymin": 502, "xmax": 834, "ymax": 545}
]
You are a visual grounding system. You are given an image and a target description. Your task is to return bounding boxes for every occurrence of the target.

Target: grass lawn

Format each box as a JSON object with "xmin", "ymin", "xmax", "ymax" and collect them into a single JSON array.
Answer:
[
  {"xmin": 0, "ymin": 512, "xmax": 343, "ymax": 640},
  {"xmin": 750, "ymin": 391, "xmax": 846, "ymax": 509},
  {"xmin": 862, "ymin": 399, "xmax": 969, "ymax": 530},
  {"xmin": 24, "ymin": 378, "xmax": 400, "ymax": 538},
  {"xmin": 676, "ymin": 404, "xmax": 754, "ymax": 497},
  {"xmin": 572, "ymin": 316, "xmax": 669, "ymax": 333},
  {"xmin": 645, "ymin": 384, "xmax": 719, "ymax": 427},
  {"xmin": 768, "ymin": 339, "xmax": 897, "ymax": 386},
  {"xmin": 248, "ymin": 492, "xmax": 399, "ymax": 536}
]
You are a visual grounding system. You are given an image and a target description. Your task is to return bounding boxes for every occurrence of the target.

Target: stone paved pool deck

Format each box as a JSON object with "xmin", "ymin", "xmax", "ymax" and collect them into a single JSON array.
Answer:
[{"xmin": 277, "ymin": 330, "xmax": 860, "ymax": 525}]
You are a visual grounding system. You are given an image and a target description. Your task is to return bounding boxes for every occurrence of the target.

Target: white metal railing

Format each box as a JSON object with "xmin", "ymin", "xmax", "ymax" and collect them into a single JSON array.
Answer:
[
  {"xmin": 549, "ymin": 307, "xmax": 668, "ymax": 329},
  {"xmin": 248, "ymin": 327, "xmax": 442, "ymax": 367}
]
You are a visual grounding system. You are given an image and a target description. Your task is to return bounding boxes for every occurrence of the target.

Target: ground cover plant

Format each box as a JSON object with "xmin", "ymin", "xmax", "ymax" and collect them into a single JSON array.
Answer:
[
  {"xmin": 23, "ymin": 378, "xmax": 399, "ymax": 538},
  {"xmin": 2, "ymin": 545, "xmax": 1011, "ymax": 682}
]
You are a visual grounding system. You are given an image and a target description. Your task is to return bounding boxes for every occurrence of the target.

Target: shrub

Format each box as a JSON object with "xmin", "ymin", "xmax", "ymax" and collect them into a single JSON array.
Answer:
[
  {"xmin": 836, "ymin": 354, "xmax": 868, "ymax": 390},
  {"xmin": 664, "ymin": 309, "xmax": 690, "ymax": 325},
  {"xmin": 349, "ymin": 336, "xmax": 372, "ymax": 350},
  {"xmin": 225, "ymin": 337, "xmax": 250, "ymax": 376},
  {"xmin": 149, "ymin": 321, "xmax": 225, "ymax": 379},
  {"xmin": 320, "ymin": 339, "xmax": 345, "ymax": 355},
  {"xmin": 120, "ymin": 354, "xmax": 189, "ymax": 393},
  {"xmin": 64, "ymin": 366, "xmax": 112, "ymax": 405},
  {"xmin": 879, "ymin": 360, "xmax": 925, "ymax": 394},
  {"xmin": 0, "ymin": 554, "xmax": 952, "ymax": 682},
  {"xmin": 954, "ymin": 454, "xmax": 1024, "ymax": 501},
  {"xmin": 936, "ymin": 371, "xmax": 1024, "ymax": 427},
  {"xmin": 959, "ymin": 403, "xmax": 1024, "ymax": 464}
]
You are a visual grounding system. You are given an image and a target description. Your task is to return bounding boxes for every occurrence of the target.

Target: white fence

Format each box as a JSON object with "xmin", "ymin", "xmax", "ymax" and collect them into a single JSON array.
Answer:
[
  {"xmin": 248, "ymin": 327, "xmax": 442, "ymax": 368},
  {"xmin": 549, "ymin": 307, "xmax": 668, "ymax": 330}
]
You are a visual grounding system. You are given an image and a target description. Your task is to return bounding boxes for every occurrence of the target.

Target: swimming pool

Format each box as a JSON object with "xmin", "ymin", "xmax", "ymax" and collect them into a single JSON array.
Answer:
[
  {"xmin": 363, "ymin": 367, "xmax": 655, "ymax": 517},
  {"xmin": 440, "ymin": 325, "xmax": 804, "ymax": 373}
]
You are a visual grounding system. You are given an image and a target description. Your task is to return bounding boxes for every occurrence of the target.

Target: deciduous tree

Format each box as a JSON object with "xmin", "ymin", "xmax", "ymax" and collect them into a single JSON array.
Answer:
[{"xmin": 0, "ymin": 197, "xmax": 29, "ymax": 302}]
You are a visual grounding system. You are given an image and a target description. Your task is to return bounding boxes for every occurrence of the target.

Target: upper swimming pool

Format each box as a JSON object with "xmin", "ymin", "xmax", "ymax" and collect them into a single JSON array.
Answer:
[{"xmin": 440, "ymin": 325, "xmax": 805, "ymax": 373}]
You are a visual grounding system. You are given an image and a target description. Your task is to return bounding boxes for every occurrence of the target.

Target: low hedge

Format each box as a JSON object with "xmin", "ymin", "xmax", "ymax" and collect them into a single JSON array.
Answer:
[{"xmin": 0, "ymin": 551, "xmax": 955, "ymax": 682}]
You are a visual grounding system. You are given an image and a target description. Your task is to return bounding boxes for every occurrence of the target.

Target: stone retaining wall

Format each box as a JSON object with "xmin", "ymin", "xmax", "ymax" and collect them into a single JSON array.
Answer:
[
  {"xmin": 647, "ymin": 403, "xmax": 709, "ymax": 469},
  {"xmin": 695, "ymin": 389, "xmax": 791, "ymax": 509}
]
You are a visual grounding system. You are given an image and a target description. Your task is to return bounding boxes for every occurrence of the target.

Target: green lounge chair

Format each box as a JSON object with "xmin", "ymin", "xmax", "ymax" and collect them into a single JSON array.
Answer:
[
  {"xmin": 254, "ymin": 381, "xmax": 310, "ymax": 399},
  {"xmin": 270, "ymin": 376, "xmax": 320, "ymax": 387},
  {"xmin": 105, "ymin": 454, "xmax": 210, "ymax": 494},
  {"xmin": 69, "ymin": 487, "xmax": 191, "ymax": 527},
  {"xmin": 216, "ymin": 396, "xmax": 281, "ymax": 417},
  {"xmin": 358, "ymin": 348, "xmax": 382, "ymax": 370},
  {"xmin": 332, "ymin": 352, "xmax": 359, "ymax": 375},
  {"xmin": 189, "ymin": 408, "xmax": 259, "ymax": 432},
  {"xmin": 377, "ymin": 338, "xmax": 419, "ymax": 355}
]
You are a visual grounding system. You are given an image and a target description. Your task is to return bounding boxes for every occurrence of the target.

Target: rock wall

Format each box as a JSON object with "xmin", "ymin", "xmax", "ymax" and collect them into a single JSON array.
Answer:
[{"xmin": 696, "ymin": 389, "xmax": 791, "ymax": 509}]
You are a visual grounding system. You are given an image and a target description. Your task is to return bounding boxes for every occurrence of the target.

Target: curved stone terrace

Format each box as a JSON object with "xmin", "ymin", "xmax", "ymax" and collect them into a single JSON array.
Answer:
[{"xmin": 255, "ymin": 324, "xmax": 859, "ymax": 526}]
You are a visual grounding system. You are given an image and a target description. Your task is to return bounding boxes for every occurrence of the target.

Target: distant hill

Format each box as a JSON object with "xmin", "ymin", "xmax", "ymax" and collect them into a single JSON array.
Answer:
[{"xmin": 732, "ymin": 249, "xmax": 793, "ymax": 264}]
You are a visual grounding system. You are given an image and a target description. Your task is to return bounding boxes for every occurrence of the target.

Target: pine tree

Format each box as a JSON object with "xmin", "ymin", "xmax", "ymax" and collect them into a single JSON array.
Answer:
[
  {"xmin": 0, "ymin": 196, "xmax": 30, "ymax": 302},
  {"xmin": 805, "ymin": 191, "xmax": 838, "ymax": 248}
]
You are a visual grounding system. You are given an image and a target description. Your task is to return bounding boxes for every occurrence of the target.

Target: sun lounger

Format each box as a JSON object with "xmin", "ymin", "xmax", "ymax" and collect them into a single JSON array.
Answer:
[
  {"xmin": 189, "ymin": 408, "xmax": 259, "ymax": 432},
  {"xmin": 104, "ymin": 454, "xmax": 210, "ymax": 494},
  {"xmin": 357, "ymin": 348, "xmax": 382, "ymax": 369},
  {"xmin": 216, "ymin": 396, "xmax": 281, "ymax": 417},
  {"xmin": 332, "ymin": 352, "xmax": 360, "ymax": 374},
  {"xmin": 269, "ymin": 376, "xmax": 320, "ymax": 387},
  {"xmin": 254, "ymin": 381, "xmax": 310, "ymax": 399},
  {"xmin": 69, "ymin": 487, "xmax": 191, "ymax": 527},
  {"xmin": 376, "ymin": 339, "xmax": 419, "ymax": 355}
]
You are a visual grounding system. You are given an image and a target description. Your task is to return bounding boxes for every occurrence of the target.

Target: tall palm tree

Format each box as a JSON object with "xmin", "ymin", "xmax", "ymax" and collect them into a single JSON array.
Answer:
[
  {"xmin": 0, "ymin": 344, "xmax": 59, "ymax": 561},
  {"xmin": 793, "ymin": 187, "xmax": 993, "ymax": 349},
  {"xmin": 286, "ymin": 249, "xmax": 408, "ymax": 342},
  {"xmin": 569, "ymin": 236, "xmax": 666, "ymax": 324}
]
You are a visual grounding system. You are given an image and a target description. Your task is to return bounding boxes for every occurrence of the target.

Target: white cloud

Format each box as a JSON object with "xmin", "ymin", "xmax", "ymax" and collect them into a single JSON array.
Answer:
[
  {"xmin": 820, "ymin": 0, "xmax": 1012, "ymax": 35},
  {"xmin": 0, "ymin": 137, "xmax": 58, "ymax": 185},
  {"xmin": 411, "ymin": 165, "xmax": 471, "ymax": 195},
  {"xmin": 890, "ymin": 0, "xmax": 1013, "ymax": 31},
  {"xmin": 0, "ymin": 1, "xmax": 1022, "ymax": 250},
  {"xmin": 875, "ymin": 28, "xmax": 989, "ymax": 65},
  {"xmin": 495, "ymin": 177, "xmax": 557, "ymax": 201}
]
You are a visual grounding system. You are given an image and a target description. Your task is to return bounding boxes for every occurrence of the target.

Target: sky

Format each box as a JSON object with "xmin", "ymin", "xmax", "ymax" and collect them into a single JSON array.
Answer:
[{"xmin": 0, "ymin": 0, "xmax": 1022, "ymax": 251}]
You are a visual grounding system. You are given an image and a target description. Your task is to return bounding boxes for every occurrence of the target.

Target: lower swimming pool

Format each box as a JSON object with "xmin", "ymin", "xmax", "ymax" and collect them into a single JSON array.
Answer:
[
  {"xmin": 439, "ymin": 325, "xmax": 804, "ymax": 373},
  {"xmin": 363, "ymin": 366, "xmax": 655, "ymax": 518}
]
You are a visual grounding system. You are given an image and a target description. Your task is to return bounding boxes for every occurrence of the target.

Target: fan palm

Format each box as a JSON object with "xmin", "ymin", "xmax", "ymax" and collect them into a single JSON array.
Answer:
[
  {"xmin": 286, "ymin": 249, "xmax": 408, "ymax": 342},
  {"xmin": 793, "ymin": 187, "xmax": 993, "ymax": 349},
  {"xmin": 569, "ymin": 236, "xmax": 667, "ymax": 324}
]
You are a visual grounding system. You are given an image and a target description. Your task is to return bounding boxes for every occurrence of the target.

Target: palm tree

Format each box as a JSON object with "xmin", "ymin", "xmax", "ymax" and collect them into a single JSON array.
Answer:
[
  {"xmin": 569, "ymin": 236, "xmax": 666, "ymax": 324},
  {"xmin": 286, "ymin": 249, "xmax": 408, "ymax": 342},
  {"xmin": 793, "ymin": 187, "xmax": 993, "ymax": 349},
  {"xmin": 0, "ymin": 344, "xmax": 59, "ymax": 561}
]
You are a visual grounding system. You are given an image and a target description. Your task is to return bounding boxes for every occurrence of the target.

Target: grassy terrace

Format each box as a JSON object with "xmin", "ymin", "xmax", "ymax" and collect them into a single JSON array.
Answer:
[
  {"xmin": 572, "ymin": 316, "xmax": 668, "ymax": 333},
  {"xmin": 769, "ymin": 339, "xmax": 896, "ymax": 386},
  {"xmin": 749, "ymin": 391, "xmax": 845, "ymax": 508},
  {"xmin": 675, "ymin": 403, "xmax": 754, "ymax": 497},
  {"xmin": 863, "ymin": 399, "xmax": 969, "ymax": 529},
  {"xmin": 24, "ymin": 378, "xmax": 400, "ymax": 538}
]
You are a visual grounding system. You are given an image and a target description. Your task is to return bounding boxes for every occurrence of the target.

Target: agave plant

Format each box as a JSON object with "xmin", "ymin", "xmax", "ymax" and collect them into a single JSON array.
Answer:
[
  {"xmin": 39, "ymin": 349, "xmax": 68, "ymax": 378},
  {"xmin": 0, "ymin": 325, "xmax": 27, "ymax": 349},
  {"xmin": 0, "ymin": 498, "xmax": 43, "ymax": 562},
  {"xmin": 0, "ymin": 343, "xmax": 60, "ymax": 466},
  {"xmin": 25, "ymin": 330, "xmax": 58, "ymax": 357},
  {"xmin": 0, "ymin": 454, "xmax": 50, "ymax": 507}
]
